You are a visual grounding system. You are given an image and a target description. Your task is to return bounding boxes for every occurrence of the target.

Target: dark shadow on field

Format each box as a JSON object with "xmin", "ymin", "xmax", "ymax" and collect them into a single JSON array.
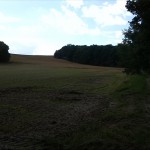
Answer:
[{"xmin": 0, "ymin": 87, "xmax": 109, "ymax": 149}]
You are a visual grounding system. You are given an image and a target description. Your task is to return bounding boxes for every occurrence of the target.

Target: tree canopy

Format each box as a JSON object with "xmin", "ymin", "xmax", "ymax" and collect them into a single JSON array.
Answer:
[
  {"xmin": 54, "ymin": 44, "xmax": 119, "ymax": 67},
  {"xmin": 123, "ymin": 0, "xmax": 150, "ymax": 73},
  {"xmin": 0, "ymin": 41, "xmax": 11, "ymax": 63},
  {"xmin": 54, "ymin": 0, "xmax": 150, "ymax": 74}
]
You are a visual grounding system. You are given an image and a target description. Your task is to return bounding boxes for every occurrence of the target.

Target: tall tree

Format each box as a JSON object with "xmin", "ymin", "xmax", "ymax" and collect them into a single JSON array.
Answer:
[{"xmin": 123, "ymin": 0, "xmax": 150, "ymax": 73}]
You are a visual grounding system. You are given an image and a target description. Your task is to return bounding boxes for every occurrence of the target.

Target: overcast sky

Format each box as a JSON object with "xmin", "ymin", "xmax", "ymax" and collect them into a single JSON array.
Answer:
[{"xmin": 0, "ymin": 0, "xmax": 132, "ymax": 55}]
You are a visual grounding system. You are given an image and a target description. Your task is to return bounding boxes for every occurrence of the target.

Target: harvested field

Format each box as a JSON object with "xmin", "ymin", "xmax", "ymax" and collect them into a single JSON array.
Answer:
[
  {"xmin": 0, "ymin": 55, "xmax": 150, "ymax": 150},
  {"xmin": 0, "ymin": 87, "xmax": 110, "ymax": 149}
]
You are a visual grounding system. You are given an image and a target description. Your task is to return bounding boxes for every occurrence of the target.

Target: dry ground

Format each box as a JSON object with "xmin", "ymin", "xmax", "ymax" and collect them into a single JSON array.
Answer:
[
  {"xmin": 0, "ymin": 87, "xmax": 110, "ymax": 149},
  {"xmin": 1, "ymin": 55, "xmax": 150, "ymax": 150},
  {"xmin": 0, "ymin": 55, "xmax": 121, "ymax": 149}
]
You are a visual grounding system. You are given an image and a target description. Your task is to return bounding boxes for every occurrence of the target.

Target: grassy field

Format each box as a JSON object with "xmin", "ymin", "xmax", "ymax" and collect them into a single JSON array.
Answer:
[{"xmin": 0, "ymin": 54, "xmax": 150, "ymax": 149}]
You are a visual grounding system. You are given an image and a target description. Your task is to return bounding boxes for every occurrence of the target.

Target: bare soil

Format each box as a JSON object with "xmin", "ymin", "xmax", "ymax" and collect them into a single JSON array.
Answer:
[{"xmin": 0, "ymin": 87, "xmax": 109, "ymax": 149}]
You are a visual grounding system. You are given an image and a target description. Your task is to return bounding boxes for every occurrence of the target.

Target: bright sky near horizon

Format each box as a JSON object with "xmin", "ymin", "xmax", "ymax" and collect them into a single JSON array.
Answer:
[{"xmin": 0, "ymin": 0, "xmax": 132, "ymax": 55}]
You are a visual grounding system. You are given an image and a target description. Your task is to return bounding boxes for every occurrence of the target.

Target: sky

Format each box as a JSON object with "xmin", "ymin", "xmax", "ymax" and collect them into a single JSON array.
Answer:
[{"xmin": 0, "ymin": 0, "xmax": 133, "ymax": 55}]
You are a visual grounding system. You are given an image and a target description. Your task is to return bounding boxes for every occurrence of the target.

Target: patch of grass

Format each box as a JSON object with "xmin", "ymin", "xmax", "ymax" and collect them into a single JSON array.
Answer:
[
  {"xmin": 95, "ymin": 74, "xmax": 150, "ymax": 150},
  {"xmin": 114, "ymin": 74, "xmax": 148, "ymax": 97},
  {"xmin": 61, "ymin": 74, "xmax": 150, "ymax": 150}
]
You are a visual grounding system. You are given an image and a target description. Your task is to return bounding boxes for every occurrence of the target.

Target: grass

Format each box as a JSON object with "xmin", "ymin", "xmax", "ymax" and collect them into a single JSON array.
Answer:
[
  {"xmin": 0, "ymin": 54, "xmax": 150, "ymax": 150},
  {"xmin": 115, "ymin": 75, "xmax": 148, "ymax": 96},
  {"xmin": 98, "ymin": 74, "xmax": 150, "ymax": 150}
]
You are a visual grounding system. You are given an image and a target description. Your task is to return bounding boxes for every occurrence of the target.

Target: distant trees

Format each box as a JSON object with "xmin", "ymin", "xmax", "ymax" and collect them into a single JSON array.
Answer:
[
  {"xmin": 123, "ymin": 0, "xmax": 150, "ymax": 73},
  {"xmin": 54, "ymin": 44, "xmax": 119, "ymax": 67},
  {"xmin": 54, "ymin": 0, "xmax": 150, "ymax": 73},
  {"xmin": 0, "ymin": 41, "xmax": 11, "ymax": 63}
]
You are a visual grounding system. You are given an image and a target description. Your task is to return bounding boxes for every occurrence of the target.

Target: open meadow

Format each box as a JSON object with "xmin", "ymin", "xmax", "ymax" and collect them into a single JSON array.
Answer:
[{"xmin": 0, "ymin": 55, "xmax": 150, "ymax": 150}]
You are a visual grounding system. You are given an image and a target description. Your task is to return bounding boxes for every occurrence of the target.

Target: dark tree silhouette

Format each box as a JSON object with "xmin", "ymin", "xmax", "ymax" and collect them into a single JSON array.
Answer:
[
  {"xmin": 0, "ymin": 41, "xmax": 11, "ymax": 63},
  {"xmin": 54, "ymin": 44, "xmax": 119, "ymax": 67},
  {"xmin": 123, "ymin": 0, "xmax": 150, "ymax": 74}
]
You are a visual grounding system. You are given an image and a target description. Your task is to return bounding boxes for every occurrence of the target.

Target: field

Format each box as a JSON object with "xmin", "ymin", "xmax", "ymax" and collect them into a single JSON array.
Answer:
[{"xmin": 0, "ymin": 55, "xmax": 150, "ymax": 150}]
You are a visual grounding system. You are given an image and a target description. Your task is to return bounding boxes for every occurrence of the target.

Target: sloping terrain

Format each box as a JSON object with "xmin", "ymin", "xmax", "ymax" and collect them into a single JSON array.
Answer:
[{"xmin": 0, "ymin": 55, "xmax": 150, "ymax": 150}]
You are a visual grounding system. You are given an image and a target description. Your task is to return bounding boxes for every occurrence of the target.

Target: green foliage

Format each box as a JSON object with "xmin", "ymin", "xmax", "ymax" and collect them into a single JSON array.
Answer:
[
  {"xmin": 123, "ymin": 0, "xmax": 150, "ymax": 74},
  {"xmin": 0, "ymin": 41, "xmax": 11, "ymax": 63},
  {"xmin": 54, "ymin": 44, "xmax": 119, "ymax": 67},
  {"xmin": 114, "ymin": 75, "xmax": 148, "ymax": 99}
]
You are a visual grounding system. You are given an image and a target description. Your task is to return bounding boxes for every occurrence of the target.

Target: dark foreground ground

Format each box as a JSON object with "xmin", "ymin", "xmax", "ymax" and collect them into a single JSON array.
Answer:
[
  {"xmin": 0, "ymin": 87, "xmax": 110, "ymax": 149},
  {"xmin": 0, "ymin": 55, "xmax": 150, "ymax": 150}
]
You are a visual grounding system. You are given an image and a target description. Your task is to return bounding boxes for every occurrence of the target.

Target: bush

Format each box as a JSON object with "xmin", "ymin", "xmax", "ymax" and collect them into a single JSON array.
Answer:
[{"xmin": 0, "ymin": 41, "xmax": 11, "ymax": 63}]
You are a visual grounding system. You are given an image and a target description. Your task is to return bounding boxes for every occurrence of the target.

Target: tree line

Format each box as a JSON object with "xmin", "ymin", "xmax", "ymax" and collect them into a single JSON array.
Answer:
[
  {"xmin": 54, "ymin": 44, "xmax": 122, "ymax": 67},
  {"xmin": 1, "ymin": 0, "xmax": 150, "ymax": 74},
  {"xmin": 54, "ymin": 0, "xmax": 150, "ymax": 74}
]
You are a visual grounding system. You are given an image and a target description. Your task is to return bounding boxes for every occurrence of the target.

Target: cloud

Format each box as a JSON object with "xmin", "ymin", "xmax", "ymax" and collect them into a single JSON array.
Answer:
[
  {"xmin": 1, "ymin": 24, "xmax": 65, "ymax": 55},
  {"xmin": 0, "ymin": 0, "xmax": 131, "ymax": 55},
  {"xmin": 41, "ymin": 5, "xmax": 101, "ymax": 36},
  {"xmin": 65, "ymin": 0, "xmax": 84, "ymax": 9},
  {"xmin": 41, "ymin": 5, "xmax": 101, "ymax": 35},
  {"xmin": 32, "ymin": 42, "xmax": 63, "ymax": 55},
  {"xmin": 7, "ymin": 38, "xmax": 59, "ymax": 56},
  {"xmin": 115, "ymin": 31, "xmax": 123, "ymax": 39},
  {"xmin": 0, "ymin": 12, "xmax": 20, "ymax": 23},
  {"xmin": 82, "ymin": 0, "xmax": 131, "ymax": 26},
  {"xmin": 0, "ymin": 25, "xmax": 6, "ymax": 30}
]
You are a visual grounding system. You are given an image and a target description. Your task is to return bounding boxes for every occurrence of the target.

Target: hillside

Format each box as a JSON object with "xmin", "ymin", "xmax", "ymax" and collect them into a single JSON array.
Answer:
[
  {"xmin": 11, "ymin": 54, "xmax": 82, "ymax": 67},
  {"xmin": 0, "ymin": 55, "xmax": 150, "ymax": 150}
]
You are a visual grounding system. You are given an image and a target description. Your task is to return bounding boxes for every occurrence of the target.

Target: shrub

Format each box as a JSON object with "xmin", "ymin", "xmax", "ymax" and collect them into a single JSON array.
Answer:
[{"xmin": 0, "ymin": 41, "xmax": 11, "ymax": 63}]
